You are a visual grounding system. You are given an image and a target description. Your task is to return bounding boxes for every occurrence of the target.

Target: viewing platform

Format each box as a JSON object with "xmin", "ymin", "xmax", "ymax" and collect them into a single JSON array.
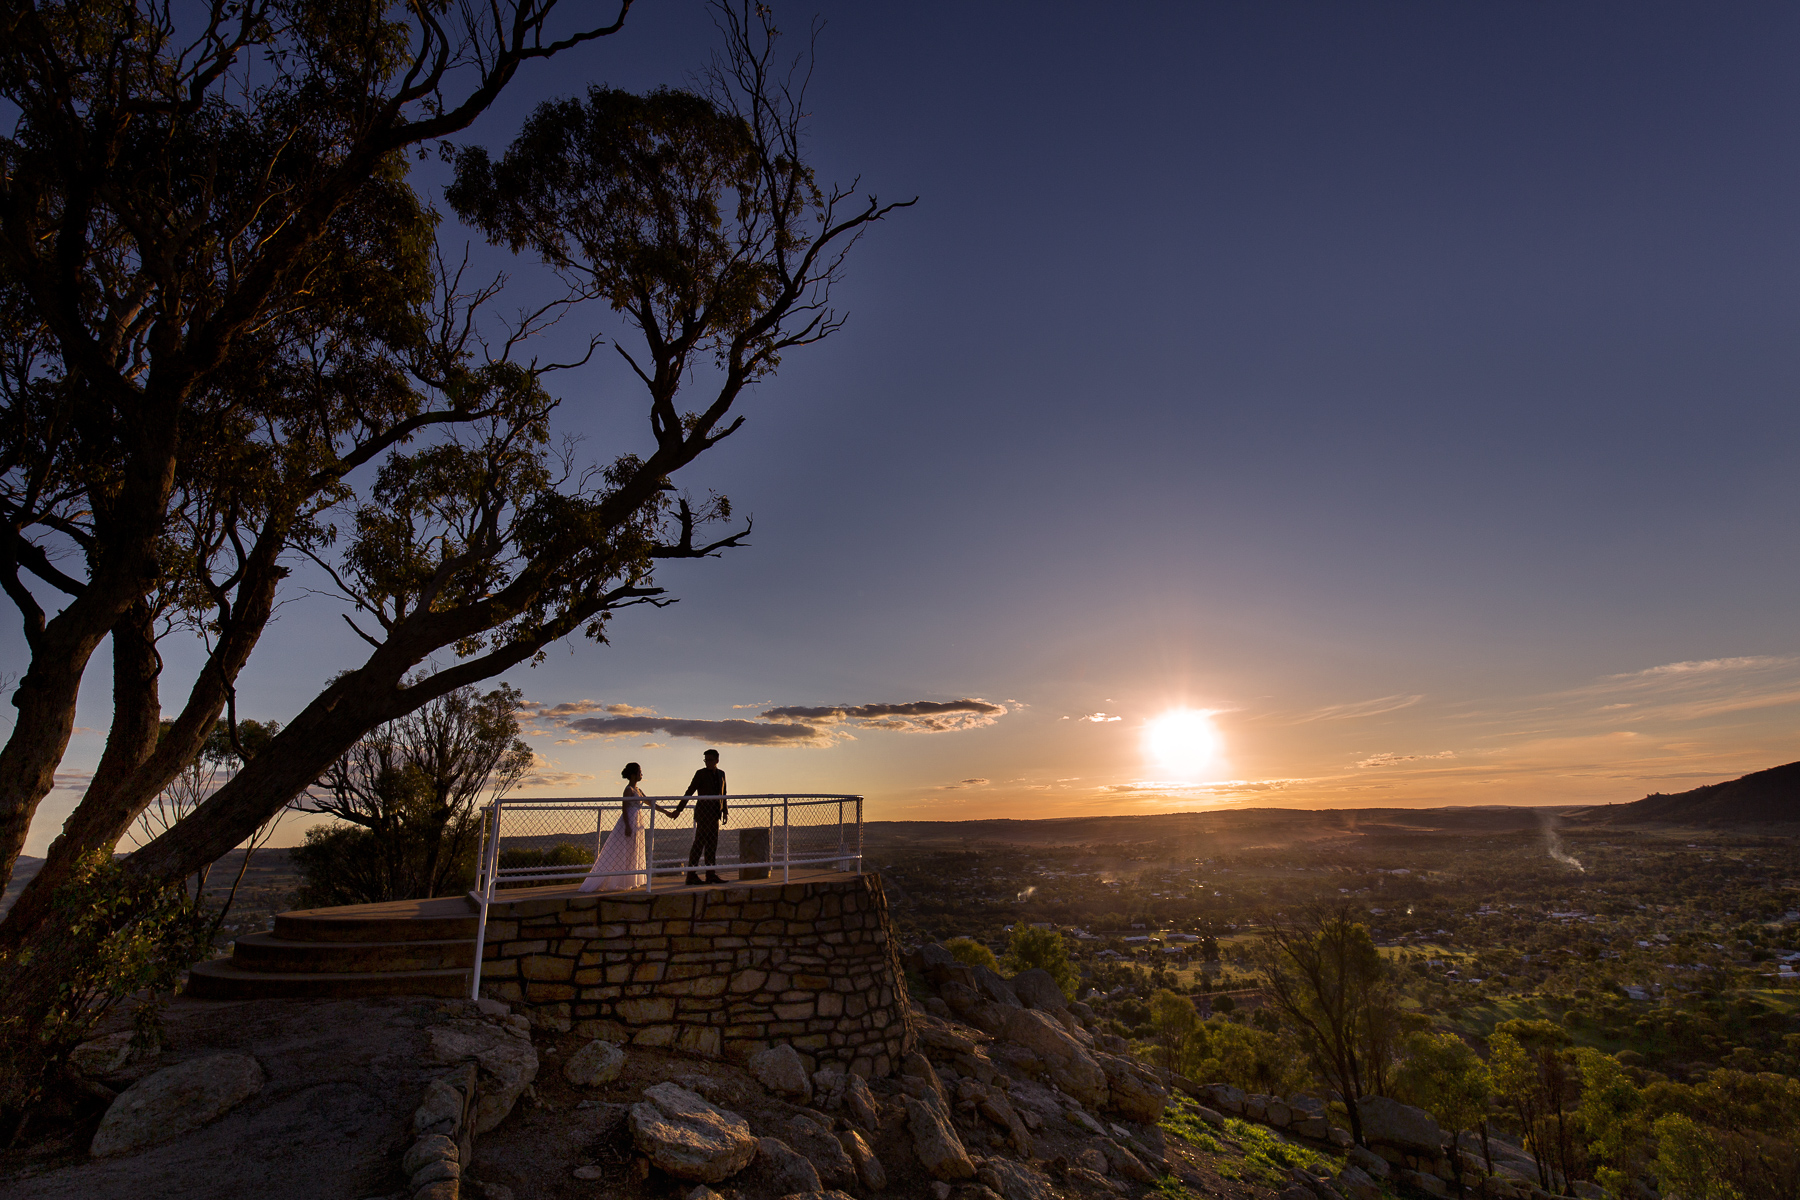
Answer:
[{"xmin": 188, "ymin": 794, "xmax": 865, "ymax": 1004}]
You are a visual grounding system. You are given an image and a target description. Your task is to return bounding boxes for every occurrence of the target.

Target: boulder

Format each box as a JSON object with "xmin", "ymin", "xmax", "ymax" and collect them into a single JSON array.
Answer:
[
  {"xmin": 413, "ymin": 1077, "xmax": 466, "ymax": 1135},
  {"xmin": 1335, "ymin": 1166, "xmax": 1382, "ymax": 1200},
  {"xmin": 1098, "ymin": 1139, "xmax": 1157, "ymax": 1183},
  {"xmin": 813, "ymin": 1068, "xmax": 848, "ymax": 1111},
  {"xmin": 918, "ymin": 1020, "xmax": 988, "ymax": 1057},
  {"xmin": 845, "ymin": 1073, "xmax": 880, "ymax": 1132},
  {"xmin": 784, "ymin": 1115, "xmax": 857, "ymax": 1189},
  {"xmin": 1065, "ymin": 1165, "xmax": 1127, "ymax": 1195},
  {"xmin": 1094, "ymin": 1053, "xmax": 1166, "ymax": 1123},
  {"xmin": 1010, "ymin": 969, "xmax": 1068, "ymax": 1011},
  {"xmin": 563, "ymin": 1039, "xmax": 625, "ymax": 1087},
  {"xmin": 90, "ymin": 1052, "xmax": 264, "ymax": 1157},
  {"xmin": 757, "ymin": 1137, "xmax": 823, "ymax": 1195},
  {"xmin": 1266, "ymin": 1098, "xmax": 1292, "ymax": 1127},
  {"xmin": 838, "ymin": 1128, "xmax": 887, "ymax": 1190},
  {"xmin": 427, "ymin": 1020, "xmax": 539, "ymax": 1134},
  {"xmin": 1346, "ymin": 1146, "xmax": 1391, "ymax": 1179},
  {"xmin": 404, "ymin": 1134, "xmax": 459, "ymax": 1177},
  {"xmin": 1076, "ymin": 1147, "xmax": 1110, "ymax": 1175},
  {"xmin": 753, "ymin": 1044, "xmax": 814, "ymax": 1104},
  {"xmin": 972, "ymin": 965, "xmax": 1022, "ymax": 1008},
  {"xmin": 1245, "ymin": 1093, "xmax": 1269, "ymax": 1121},
  {"xmin": 1397, "ymin": 1169, "xmax": 1450, "ymax": 1199},
  {"xmin": 902, "ymin": 1051, "xmax": 949, "ymax": 1105},
  {"xmin": 980, "ymin": 1158, "xmax": 1057, "ymax": 1200},
  {"xmin": 1002, "ymin": 1009, "xmax": 1108, "ymax": 1108},
  {"xmin": 921, "ymin": 942, "xmax": 957, "ymax": 970},
  {"xmin": 1206, "ymin": 1083, "xmax": 1246, "ymax": 1114},
  {"xmin": 903, "ymin": 1091, "xmax": 977, "ymax": 1181},
  {"xmin": 629, "ymin": 1082, "xmax": 759, "ymax": 1182},
  {"xmin": 1356, "ymin": 1095, "xmax": 1445, "ymax": 1156},
  {"xmin": 975, "ymin": 1086, "xmax": 1033, "ymax": 1156}
]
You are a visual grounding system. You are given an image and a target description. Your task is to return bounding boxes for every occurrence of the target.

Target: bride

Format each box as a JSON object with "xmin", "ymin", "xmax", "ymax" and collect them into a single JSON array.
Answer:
[{"xmin": 579, "ymin": 763, "xmax": 667, "ymax": 892}]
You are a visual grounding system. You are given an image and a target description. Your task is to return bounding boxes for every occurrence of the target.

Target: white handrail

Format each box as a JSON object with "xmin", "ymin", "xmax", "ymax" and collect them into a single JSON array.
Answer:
[{"xmin": 467, "ymin": 793, "xmax": 863, "ymax": 1000}]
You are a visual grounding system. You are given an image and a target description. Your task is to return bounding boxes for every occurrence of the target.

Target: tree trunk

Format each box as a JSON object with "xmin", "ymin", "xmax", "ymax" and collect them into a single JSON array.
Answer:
[
  {"xmin": 0, "ymin": 530, "xmax": 282, "ymax": 949},
  {"xmin": 0, "ymin": 419, "xmax": 178, "ymax": 894}
]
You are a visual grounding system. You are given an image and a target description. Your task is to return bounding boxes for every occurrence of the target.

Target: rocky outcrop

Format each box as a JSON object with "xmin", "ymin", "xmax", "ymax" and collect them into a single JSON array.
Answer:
[
  {"xmin": 629, "ymin": 1082, "xmax": 760, "ymax": 1182},
  {"xmin": 426, "ymin": 1019, "xmax": 538, "ymax": 1134},
  {"xmin": 1356, "ymin": 1095, "xmax": 1445, "ymax": 1156},
  {"xmin": 756, "ymin": 1137, "xmax": 823, "ymax": 1195},
  {"xmin": 1002, "ymin": 1009, "xmax": 1108, "ymax": 1108},
  {"xmin": 782, "ymin": 1115, "xmax": 857, "ymax": 1190},
  {"xmin": 1094, "ymin": 1052, "xmax": 1166, "ymax": 1123},
  {"xmin": 903, "ymin": 1090, "xmax": 977, "ymax": 1181},
  {"xmin": 838, "ymin": 1128, "xmax": 887, "ymax": 1190},
  {"xmin": 90, "ymin": 1053, "xmax": 264, "ymax": 1157},
  {"xmin": 1009, "ymin": 969, "xmax": 1067, "ymax": 1011}
]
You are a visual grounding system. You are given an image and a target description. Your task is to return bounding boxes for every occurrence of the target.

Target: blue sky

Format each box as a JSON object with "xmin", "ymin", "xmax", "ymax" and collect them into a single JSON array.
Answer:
[{"xmin": 16, "ymin": 2, "xmax": 1800, "ymax": 852}]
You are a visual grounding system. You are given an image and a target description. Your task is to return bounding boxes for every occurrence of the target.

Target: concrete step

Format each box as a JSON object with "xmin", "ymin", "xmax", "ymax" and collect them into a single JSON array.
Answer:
[
  {"xmin": 228, "ymin": 932, "xmax": 476, "ymax": 974},
  {"xmin": 186, "ymin": 958, "xmax": 470, "ymax": 1001},
  {"xmin": 273, "ymin": 896, "xmax": 479, "ymax": 944}
]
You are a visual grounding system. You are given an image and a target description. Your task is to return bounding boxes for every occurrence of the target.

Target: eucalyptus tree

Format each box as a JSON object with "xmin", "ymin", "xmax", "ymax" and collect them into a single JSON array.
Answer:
[
  {"xmin": 0, "ymin": 0, "xmax": 635, "ymax": 916},
  {"xmin": 0, "ymin": 0, "xmax": 908, "ymax": 1097}
]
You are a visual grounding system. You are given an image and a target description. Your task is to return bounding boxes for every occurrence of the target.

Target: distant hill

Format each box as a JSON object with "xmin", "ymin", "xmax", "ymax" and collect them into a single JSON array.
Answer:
[{"xmin": 1580, "ymin": 761, "xmax": 1800, "ymax": 828}]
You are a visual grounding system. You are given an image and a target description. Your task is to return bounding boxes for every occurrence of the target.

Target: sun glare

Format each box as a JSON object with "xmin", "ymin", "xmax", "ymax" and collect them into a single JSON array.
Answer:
[{"xmin": 1144, "ymin": 708, "xmax": 1222, "ymax": 779}]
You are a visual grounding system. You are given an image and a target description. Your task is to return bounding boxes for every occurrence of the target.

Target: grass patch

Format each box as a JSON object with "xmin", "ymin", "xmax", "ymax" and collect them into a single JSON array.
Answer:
[
  {"xmin": 1158, "ymin": 1093, "xmax": 1224, "ymax": 1153},
  {"xmin": 1221, "ymin": 1116, "xmax": 1337, "ymax": 1187},
  {"xmin": 1150, "ymin": 1174, "xmax": 1191, "ymax": 1200}
]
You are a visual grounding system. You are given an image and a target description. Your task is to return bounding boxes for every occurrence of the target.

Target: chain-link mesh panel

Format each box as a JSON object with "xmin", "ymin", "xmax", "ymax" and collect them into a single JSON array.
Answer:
[{"xmin": 475, "ymin": 795, "xmax": 862, "ymax": 894}]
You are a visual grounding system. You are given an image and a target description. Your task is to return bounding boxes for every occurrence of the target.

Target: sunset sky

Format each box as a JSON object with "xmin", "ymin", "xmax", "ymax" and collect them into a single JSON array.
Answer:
[{"xmin": 17, "ymin": 2, "xmax": 1800, "ymax": 855}]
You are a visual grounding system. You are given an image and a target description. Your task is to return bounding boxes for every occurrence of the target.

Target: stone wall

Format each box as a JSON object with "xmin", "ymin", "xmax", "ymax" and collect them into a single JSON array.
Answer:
[{"xmin": 478, "ymin": 874, "xmax": 913, "ymax": 1078}]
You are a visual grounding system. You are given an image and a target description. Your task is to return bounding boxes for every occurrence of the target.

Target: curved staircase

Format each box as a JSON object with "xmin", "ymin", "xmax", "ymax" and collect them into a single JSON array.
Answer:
[{"xmin": 186, "ymin": 895, "xmax": 478, "ymax": 1000}]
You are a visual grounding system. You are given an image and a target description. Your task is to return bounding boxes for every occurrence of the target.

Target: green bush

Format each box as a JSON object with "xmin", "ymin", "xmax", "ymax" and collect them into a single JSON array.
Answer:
[
  {"xmin": 1006, "ymin": 926, "xmax": 1079, "ymax": 998},
  {"xmin": 292, "ymin": 818, "xmax": 479, "ymax": 907},
  {"xmin": 946, "ymin": 937, "xmax": 1000, "ymax": 972},
  {"xmin": 495, "ymin": 843, "xmax": 594, "ymax": 888}
]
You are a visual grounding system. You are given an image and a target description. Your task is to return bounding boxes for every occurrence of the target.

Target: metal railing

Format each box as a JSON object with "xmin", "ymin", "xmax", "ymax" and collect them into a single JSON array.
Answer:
[{"xmin": 467, "ymin": 794, "xmax": 863, "ymax": 999}]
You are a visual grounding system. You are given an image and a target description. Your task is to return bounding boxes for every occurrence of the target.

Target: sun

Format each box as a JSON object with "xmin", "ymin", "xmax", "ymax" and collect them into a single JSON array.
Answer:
[{"xmin": 1144, "ymin": 708, "xmax": 1223, "ymax": 779}]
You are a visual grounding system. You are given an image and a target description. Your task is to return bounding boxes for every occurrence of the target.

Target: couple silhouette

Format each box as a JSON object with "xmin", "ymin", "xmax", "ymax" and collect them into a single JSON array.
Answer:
[{"xmin": 577, "ymin": 749, "xmax": 729, "ymax": 893}]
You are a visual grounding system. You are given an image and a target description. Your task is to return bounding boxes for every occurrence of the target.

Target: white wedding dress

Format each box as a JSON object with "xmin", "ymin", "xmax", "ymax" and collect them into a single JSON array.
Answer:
[{"xmin": 579, "ymin": 785, "xmax": 648, "ymax": 892}]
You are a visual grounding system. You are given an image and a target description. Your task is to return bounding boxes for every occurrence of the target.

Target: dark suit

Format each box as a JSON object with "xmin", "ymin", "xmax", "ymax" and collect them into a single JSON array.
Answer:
[{"xmin": 681, "ymin": 768, "xmax": 727, "ymax": 869}]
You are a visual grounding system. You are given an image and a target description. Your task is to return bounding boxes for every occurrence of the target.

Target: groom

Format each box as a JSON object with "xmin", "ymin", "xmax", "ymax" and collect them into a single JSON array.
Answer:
[{"xmin": 676, "ymin": 748, "xmax": 728, "ymax": 886}]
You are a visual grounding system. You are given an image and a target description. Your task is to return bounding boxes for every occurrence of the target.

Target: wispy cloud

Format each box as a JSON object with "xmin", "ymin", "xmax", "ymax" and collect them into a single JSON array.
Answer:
[
  {"xmin": 936, "ymin": 778, "xmax": 991, "ymax": 790},
  {"xmin": 1355, "ymin": 750, "xmax": 1456, "ymax": 769},
  {"xmin": 564, "ymin": 715, "xmax": 832, "ymax": 747},
  {"xmin": 533, "ymin": 696, "xmax": 1011, "ymax": 748},
  {"xmin": 759, "ymin": 699, "xmax": 1007, "ymax": 733},
  {"xmin": 1266, "ymin": 694, "xmax": 1425, "ymax": 724}
]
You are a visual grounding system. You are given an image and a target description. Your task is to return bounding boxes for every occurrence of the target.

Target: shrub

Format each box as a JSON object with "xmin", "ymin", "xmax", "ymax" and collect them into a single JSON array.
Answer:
[
  {"xmin": 946, "ymin": 937, "xmax": 1000, "ymax": 972},
  {"xmin": 0, "ymin": 854, "xmax": 212, "ymax": 1137},
  {"xmin": 1006, "ymin": 926, "xmax": 1079, "ymax": 998},
  {"xmin": 292, "ymin": 817, "xmax": 479, "ymax": 907},
  {"xmin": 495, "ymin": 842, "xmax": 594, "ymax": 888}
]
